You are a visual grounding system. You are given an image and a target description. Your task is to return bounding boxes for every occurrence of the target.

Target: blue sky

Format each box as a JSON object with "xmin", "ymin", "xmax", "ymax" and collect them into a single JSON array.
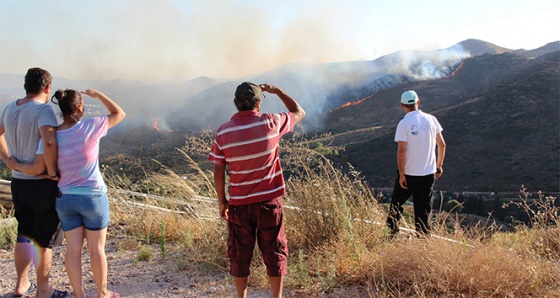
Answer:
[{"xmin": 1, "ymin": 0, "xmax": 558, "ymax": 81}]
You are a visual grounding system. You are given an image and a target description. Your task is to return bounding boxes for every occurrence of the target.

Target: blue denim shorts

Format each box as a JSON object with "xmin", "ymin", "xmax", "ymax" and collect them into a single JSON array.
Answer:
[{"xmin": 55, "ymin": 193, "xmax": 110, "ymax": 231}]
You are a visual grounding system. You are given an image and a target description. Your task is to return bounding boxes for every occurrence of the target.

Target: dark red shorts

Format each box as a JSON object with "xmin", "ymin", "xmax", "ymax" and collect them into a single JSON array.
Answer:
[{"xmin": 227, "ymin": 197, "xmax": 288, "ymax": 277}]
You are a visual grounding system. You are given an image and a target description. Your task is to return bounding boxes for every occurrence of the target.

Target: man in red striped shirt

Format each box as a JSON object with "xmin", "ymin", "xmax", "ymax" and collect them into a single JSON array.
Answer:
[{"xmin": 209, "ymin": 82, "xmax": 305, "ymax": 298}]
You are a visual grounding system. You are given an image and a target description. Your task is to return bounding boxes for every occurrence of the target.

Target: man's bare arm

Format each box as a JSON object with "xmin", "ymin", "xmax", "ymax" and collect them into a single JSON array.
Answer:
[
  {"xmin": 260, "ymin": 84, "xmax": 306, "ymax": 124},
  {"xmin": 435, "ymin": 133, "xmax": 446, "ymax": 179},
  {"xmin": 6, "ymin": 154, "xmax": 46, "ymax": 176},
  {"xmin": 213, "ymin": 163, "xmax": 229, "ymax": 221},
  {"xmin": 39, "ymin": 125, "xmax": 58, "ymax": 177},
  {"xmin": 397, "ymin": 141, "xmax": 408, "ymax": 189}
]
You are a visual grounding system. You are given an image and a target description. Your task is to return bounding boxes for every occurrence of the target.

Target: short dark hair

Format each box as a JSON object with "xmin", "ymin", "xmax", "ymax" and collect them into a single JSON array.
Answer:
[
  {"xmin": 401, "ymin": 103, "xmax": 417, "ymax": 109},
  {"xmin": 24, "ymin": 68, "xmax": 52, "ymax": 94},
  {"xmin": 51, "ymin": 89, "xmax": 83, "ymax": 123}
]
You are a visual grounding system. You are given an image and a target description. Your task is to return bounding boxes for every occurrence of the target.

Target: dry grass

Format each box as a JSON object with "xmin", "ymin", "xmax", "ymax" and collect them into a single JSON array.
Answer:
[
  {"xmin": 365, "ymin": 239, "xmax": 559, "ymax": 297},
  {"xmin": 93, "ymin": 133, "xmax": 560, "ymax": 297},
  {"xmin": 496, "ymin": 189, "xmax": 560, "ymax": 261},
  {"xmin": 0, "ymin": 206, "xmax": 16, "ymax": 250}
]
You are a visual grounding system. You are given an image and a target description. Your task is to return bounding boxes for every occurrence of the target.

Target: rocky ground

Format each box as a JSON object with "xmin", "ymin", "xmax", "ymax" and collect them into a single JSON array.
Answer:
[{"xmin": 0, "ymin": 240, "xmax": 273, "ymax": 298}]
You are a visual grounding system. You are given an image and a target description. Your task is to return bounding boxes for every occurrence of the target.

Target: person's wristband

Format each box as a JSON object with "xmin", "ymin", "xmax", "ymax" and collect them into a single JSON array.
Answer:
[
  {"xmin": 48, "ymin": 173, "xmax": 59, "ymax": 179},
  {"xmin": 436, "ymin": 168, "xmax": 442, "ymax": 174}
]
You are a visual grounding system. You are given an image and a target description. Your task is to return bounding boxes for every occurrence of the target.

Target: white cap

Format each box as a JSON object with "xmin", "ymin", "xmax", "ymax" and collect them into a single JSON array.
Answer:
[{"xmin": 401, "ymin": 90, "xmax": 419, "ymax": 104}]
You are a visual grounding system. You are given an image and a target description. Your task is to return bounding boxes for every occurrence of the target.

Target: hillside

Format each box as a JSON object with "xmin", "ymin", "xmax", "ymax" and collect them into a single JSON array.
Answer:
[
  {"xmin": 514, "ymin": 41, "xmax": 560, "ymax": 58},
  {"xmin": 165, "ymin": 39, "xmax": 480, "ymax": 131},
  {"xmin": 457, "ymin": 39, "xmax": 512, "ymax": 56},
  {"xmin": 93, "ymin": 41, "xmax": 560, "ymax": 192},
  {"xmin": 328, "ymin": 51, "xmax": 560, "ymax": 192},
  {"xmin": 2, "ymin": 39, "xmax": 555, "ymax": 192}
]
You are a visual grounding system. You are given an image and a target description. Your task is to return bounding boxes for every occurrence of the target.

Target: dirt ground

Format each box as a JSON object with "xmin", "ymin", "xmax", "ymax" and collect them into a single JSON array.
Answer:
[{"xmin": 0, "ymin": 236, "xmax": 369, "ymax": 298}]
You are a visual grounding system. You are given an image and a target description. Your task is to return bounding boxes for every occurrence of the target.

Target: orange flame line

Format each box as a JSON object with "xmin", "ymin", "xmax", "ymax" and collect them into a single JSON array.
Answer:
[
  {"xmin": 445, "ymin": 61, "xmax": 465, "ymax": 78},
  {"xmin": 153, "ymin": 117, "xmax": 160, "ymax": 131},
  {"xmin": 325, "ymin": 94, "xmax": 374, "ymax": 114}
]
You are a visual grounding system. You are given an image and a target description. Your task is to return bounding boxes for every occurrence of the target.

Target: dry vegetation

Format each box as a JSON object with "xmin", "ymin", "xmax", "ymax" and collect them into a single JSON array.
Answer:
[{"xmin": 1, "ymin": 133, "xmax": 558, "ymax": 297}]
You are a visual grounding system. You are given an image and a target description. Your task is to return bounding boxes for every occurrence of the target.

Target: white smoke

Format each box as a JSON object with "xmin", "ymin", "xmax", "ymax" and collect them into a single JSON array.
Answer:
[{"xmin": 0, "ymin": 41, "xmax": 471, "ymax": 132}]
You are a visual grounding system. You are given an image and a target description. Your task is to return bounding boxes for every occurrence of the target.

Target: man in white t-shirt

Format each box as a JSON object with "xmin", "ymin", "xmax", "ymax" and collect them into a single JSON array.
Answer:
[{"xmin": 386, "ymin": 90, "xmax": 446, "ymax": 235}]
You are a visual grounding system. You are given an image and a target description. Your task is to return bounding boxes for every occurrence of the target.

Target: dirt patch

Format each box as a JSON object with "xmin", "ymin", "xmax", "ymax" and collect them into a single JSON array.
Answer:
[
  {"xmin": 0, "ymin": 236, "xmax": 369, "ymax": 298},
  {"xmin": 0, "ymin": 238, "xmax": 261, "ymax": 298}
]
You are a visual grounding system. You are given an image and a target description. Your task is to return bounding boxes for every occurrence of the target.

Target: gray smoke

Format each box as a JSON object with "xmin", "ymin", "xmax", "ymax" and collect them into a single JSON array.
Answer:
[{"xmin": 0, "ymin": 43, "xmax": 470, "ymax": 132}]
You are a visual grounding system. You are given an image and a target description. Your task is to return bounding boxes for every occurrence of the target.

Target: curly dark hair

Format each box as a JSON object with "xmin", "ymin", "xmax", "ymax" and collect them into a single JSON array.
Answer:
[{"xmin": 24, "ymin": 68, "xmax": 52, "ymax": 94}]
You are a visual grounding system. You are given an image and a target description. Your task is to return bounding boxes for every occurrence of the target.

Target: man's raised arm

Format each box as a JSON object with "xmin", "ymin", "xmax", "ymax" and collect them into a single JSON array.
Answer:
[{"xmin": 260, "ymin": 84, "xmax": 306, "ymax": 124}]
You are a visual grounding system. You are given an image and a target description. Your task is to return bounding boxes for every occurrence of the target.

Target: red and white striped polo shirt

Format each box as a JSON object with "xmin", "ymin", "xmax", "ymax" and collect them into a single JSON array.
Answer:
[{"xmin": 208, "ymin": 110, "xmax": 295, "ymax": 206}]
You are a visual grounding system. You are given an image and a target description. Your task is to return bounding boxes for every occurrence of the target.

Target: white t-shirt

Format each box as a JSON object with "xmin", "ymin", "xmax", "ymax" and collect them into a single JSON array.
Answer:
[{"xmin": 394, "ymin": 110, "xmax": 443, "ymax": 176}]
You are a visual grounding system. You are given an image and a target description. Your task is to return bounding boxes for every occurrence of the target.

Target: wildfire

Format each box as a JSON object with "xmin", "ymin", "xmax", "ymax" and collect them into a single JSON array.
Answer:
[
  {"xmin": 152, "ymin": 117, "xmax": 172, "ymax": 133},
  {"xmin": 445, "ymin": 61, "xmax": 465, "ymax": 78},
  {"xmin": 153, "ymin": 117, "xmax": 160, "ymax": 131},
  {"xmin": 325, "ymin": 94, "xmax": 374, "ymax": 114}
]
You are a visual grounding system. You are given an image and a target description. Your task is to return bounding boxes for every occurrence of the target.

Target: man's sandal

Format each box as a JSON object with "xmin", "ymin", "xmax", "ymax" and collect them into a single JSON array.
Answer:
[{"xmin": 50, "ymin": 289, "xmax": 69, "ymax": 298}]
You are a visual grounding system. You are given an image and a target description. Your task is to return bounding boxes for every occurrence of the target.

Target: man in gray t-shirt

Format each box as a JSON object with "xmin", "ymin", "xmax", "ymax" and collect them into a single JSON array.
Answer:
[
  {"xmin": 1, "ymin": 96, "xmax": 58, "ymax": 179},
  {"xmin": 0, "ymin": 68, "xmax": 68, "ymax": 298}
]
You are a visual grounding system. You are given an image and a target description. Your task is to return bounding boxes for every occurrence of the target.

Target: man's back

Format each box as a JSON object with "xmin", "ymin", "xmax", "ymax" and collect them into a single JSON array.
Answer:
[
  {"xmin": 395, "ymin": 110, "xmax": 442, "ymax": 176},
  {"xmin": 0, "ymin": 100, "xmax": 58, "ymax": 179},
  {"xmin": 210, "ymin": 110, "xmax": 294, "ymax": 205}
]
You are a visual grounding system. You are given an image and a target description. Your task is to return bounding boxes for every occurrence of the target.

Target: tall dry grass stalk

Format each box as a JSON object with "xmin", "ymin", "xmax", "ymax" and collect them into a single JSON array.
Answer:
[
  {"xmin": 103, "ymin": 134, "xmax": 229, "ymax": 272},
  {"xmin": 0, "ymin": 206, "xmax": 17, "ymax": 249},
  {"xmin": 100, "ymin": 133, "xmax": 560, "ymax": 297},
  {"xmin": 282, "ymin": 134, "xmax": 385, "ymax": 249}
]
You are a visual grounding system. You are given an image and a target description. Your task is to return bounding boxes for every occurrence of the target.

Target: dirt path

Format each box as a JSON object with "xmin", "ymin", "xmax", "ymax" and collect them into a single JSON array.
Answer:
[
  {"xmin": 0, "ymin": 237, "xmax": 365, "ymax": 298},
  {"xmin": 0, "ymin": 238, "xmax": 269, "ymax": 298}
]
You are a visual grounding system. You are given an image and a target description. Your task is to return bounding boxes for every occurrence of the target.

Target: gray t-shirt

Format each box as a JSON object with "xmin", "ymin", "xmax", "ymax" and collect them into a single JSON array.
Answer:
[{"xmin": 0, "ymin": 99, "xmax": 59, "ymax": 179}]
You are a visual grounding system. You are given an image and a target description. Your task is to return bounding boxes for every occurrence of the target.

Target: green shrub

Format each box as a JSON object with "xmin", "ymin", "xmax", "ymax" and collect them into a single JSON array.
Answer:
[{"xmin": 137, "ymin": 245, "xmax": 153, "ymax": 261}]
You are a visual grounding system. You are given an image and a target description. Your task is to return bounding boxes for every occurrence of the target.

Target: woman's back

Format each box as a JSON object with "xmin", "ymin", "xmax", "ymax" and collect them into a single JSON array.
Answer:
[{"xmin": 56, "ymin": 116, "xmax": 109, "ymax": 195}]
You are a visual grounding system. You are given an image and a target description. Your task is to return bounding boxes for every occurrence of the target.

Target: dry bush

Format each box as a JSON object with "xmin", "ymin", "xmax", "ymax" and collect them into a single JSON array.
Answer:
[
  {"xmin": 107, "ymin": 186, "xmax": 229, "ymax": 272},
  {"xmin": 110, "ymin": 193, "xmax": 189, "ymax": 243},
  {"xmin": 0, "ymin": 206, "xmax": 17, "ymax": 249},
  {"xmin": 497, "ymin": 188, "xmax": 560, "ymax": 260},
  {"xmin": 282, "ymin": 134, "xmax": 384, "ymax": 251},
  {"xmin": 103, "ymin": 138, "xmax": 230, "ymax": 273},
  {"xmin": 357, "ymin": 187, "xmax": 559, "ymax": 297},
  {"xmin": 362, "ymin": 238, "xmax": 560, "ymax": 297}
]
